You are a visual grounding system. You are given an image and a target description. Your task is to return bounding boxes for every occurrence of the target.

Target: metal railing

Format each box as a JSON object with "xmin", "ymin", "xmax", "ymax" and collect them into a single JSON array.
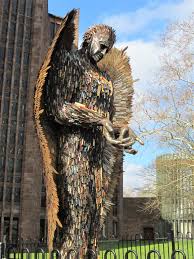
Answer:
[
  {"xmin": 99, "ymin": 231, "xmax": 194, "ymax": 258},
  {"xmin": 0, "ymin": 232, "xmax": 193, "ymax": 258}
]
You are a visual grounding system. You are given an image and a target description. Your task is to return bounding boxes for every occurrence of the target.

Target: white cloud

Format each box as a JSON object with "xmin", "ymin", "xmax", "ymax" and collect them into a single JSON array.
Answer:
[
  {"xmin": 102, "ymin": 1, "xmax": 194, "ymax": 194},
  {"xmin": 116, "ymin": 41, "xmax": 162, "ymax": 189},
  {"xmin": 116, "ymin": 39, "xmax": 163, "ymax": 123},
  {"xmin": 116, "ymin": 40, "xmax": 162, "ymax": 91},
  {"xmin": 123, "ymin": 161, "xmax": 145, "ymax": 190},
  {"xmin": 103, "ymin": 0, "xmax": 193, "ymax": 36}
]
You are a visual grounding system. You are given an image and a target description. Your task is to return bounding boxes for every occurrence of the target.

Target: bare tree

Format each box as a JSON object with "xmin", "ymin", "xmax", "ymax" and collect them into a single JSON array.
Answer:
[
  {"xmin": 133, "ymin": 13, "xmax": 194, "ymax": 158},
  {"xmin": 123, "ymin": 186, "xmax": 136, "ymax": 197},
  {"xmin": 136, "ymin": 163, "xmax": 160, "ymax": 214},
  {"xmin": 133, "ymin": 14, "xmax": 194, "ymax": 230}
]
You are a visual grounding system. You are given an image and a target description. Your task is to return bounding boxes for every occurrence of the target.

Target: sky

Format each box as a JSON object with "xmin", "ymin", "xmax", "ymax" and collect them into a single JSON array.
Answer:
[{"xmin": 48, "ymin": 0, "xmax": 194, "ymax": 194}]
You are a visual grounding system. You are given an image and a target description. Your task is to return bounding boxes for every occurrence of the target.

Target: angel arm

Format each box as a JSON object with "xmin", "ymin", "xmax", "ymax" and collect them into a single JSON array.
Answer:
[
  {"xmin": 44, "ymin": 39, "xmax": 115, "ymax": 130},
  {"xmin": 51, "ymin": 100, "xmax": 144, "ymax": 149},
  {"xmin": 53, "ymin": 101, "xmax": 114, "ymax": 130},
  {"xmin": 44, "ymin": 51, "xmax": 143, "ymax": 146}
]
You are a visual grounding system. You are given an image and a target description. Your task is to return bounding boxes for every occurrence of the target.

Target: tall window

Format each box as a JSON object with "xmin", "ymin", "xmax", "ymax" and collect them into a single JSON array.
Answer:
[
  {"xmin": 7, "ymin": 158, "xmax": 14, "ymax": 183},
  {"xmin": 14, "ymin": 188, "xmax": 20, "ymax": 203},
  {"xmin": 113, "ymin": 205, "xmax": 117, "ymax": 217},
  {"xmin": 18, "ymin": 0, "xmax": 25, "ymax": 15},
  {"xmin": 12, "ymin": 0, "xmax": 18, "ymax": 14},
  {"xmin": 26, "ymin": 0, "xmax": 33, "ymax": 17},
  {"xmin": 41, "ymin": 190, "xmax": 46, "ymax": 208},
  {"xmin": 40, "ymin": 219, "xmax": 45, "ymax": 241},
  {"xmin": 12, "ymin": 218, "xmax": 19, "ymax": 243},
  {"xmin": 112, "ymin": 221, "xmax": 118, "ymax": 238},
  {"xmin": 3, "ymin": 217, "xmax": 10, "ymax": 242},
  {"xmin": 5, "ymin": 186, "xmax": 12, "ymax": 202},
  {"xmin": 0, "ymin": 47, "xmax": 5, "ymax": 65},
  {"xmin": 0, "ymin": 158, "xmax": 5, "ymax": 181},
  {"xmin": 0, "ymin": 186, "xmax": 3, "ymax": 201},
  {"xmin": 50, "ymin": 22, "xmax": 55, "ymax": 40}
]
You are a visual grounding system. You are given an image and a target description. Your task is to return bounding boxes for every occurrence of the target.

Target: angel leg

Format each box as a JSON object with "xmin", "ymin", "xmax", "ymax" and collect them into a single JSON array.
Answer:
[{"xmin": 57, "ymin": 127, "xmax": 102, "ymax": 258}]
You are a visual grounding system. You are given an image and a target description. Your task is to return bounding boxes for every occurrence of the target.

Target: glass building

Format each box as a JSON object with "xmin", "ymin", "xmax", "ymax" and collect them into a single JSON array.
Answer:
[{"xmin": 156, "ymin": 154, "xmax": 194, "ymax": 236}]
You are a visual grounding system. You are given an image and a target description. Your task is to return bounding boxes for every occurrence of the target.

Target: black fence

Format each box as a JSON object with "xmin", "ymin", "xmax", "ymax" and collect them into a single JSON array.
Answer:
[
  {"xmin": 99, "ymin": 232, "xmax": 193, "ymax": 258},
  {"xmin": 0, "ymin": 233, "xmax": 193, "ymax": 258}
]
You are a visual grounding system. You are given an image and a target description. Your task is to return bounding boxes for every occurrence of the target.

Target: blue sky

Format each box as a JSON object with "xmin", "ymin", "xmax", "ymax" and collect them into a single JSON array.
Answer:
[
  {"xmin": 48, "ymin": 0, "xmax": 156, "ymax": 37},
  {"xmin": 48, "ymin": 0, "xmax": 193, "ymax": 193}
]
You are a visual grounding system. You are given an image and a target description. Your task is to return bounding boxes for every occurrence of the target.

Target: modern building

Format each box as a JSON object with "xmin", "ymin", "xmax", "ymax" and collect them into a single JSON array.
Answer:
[
  {"xmin": 0, "ymin": 0, "xmax": 123, "ymax": 243},
  {"xmin": 156, "ymin": 154, "xmax": 194, "ymax": 236}
]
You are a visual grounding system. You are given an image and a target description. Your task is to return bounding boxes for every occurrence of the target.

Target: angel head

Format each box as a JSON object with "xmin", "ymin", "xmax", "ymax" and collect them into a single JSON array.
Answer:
[{"xmin": 82, "ymin": 24, "xmax": 116, "ymax": 62}]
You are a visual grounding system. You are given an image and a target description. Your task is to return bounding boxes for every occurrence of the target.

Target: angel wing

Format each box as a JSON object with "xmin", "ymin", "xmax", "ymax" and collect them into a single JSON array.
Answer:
[
  {"xmin": 98, "ymin": 47, "xmax": 134, "ymax": 126},
  {"xmin": 98, "ymin": 47, "xmax": 134, "ymax": 222},
  {"xmin": 34, "ymin": 9, "xmax": 79, "ymax": 251}
]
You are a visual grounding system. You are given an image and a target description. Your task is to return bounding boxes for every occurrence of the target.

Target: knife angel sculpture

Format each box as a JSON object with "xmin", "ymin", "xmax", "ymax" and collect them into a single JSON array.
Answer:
[{"xmin": 34, "ymin": 9, "xmax": 141, "ymax": 258}]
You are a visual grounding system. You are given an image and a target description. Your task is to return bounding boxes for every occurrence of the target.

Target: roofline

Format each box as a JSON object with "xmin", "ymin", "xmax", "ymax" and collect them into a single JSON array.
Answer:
[{"xmin": 48, "ymin": 13, "xmax": 63, "ymax": 20}]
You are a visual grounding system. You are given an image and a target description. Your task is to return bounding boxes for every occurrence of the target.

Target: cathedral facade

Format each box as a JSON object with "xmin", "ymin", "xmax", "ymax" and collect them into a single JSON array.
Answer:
[{"xmin": 0, "ymin": 0, "xmax": 123, "ymax": 243}]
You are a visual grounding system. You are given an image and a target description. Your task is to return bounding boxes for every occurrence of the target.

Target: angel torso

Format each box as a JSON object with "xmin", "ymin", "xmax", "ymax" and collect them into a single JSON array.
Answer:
[
  {"xmin": 76, "ymin": 69, "xmax": 113, "ymax": 119},
  {"xmin": 43, "ymin": 48, "xmax": 113, "ymax": 252},
  {"xmin": 44, "ymin": 49, "xmax": 113, "ymax": 121}
]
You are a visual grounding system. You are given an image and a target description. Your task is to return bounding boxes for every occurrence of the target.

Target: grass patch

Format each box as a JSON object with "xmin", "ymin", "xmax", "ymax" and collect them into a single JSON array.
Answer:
[{"xmin": 99, "ymin": 239, "xmax": 194, "ymax": 258}]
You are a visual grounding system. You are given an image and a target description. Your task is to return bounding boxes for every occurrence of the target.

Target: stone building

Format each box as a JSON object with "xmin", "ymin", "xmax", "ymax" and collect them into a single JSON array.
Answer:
[
  {"xmin": 122, "ymin": 197, "xmax": 170, "ymax": 239},
  {"xmin": 103, "ymin": 167, "xmax": 123, "ymax": 240},
  {"xmin": 0, "ymin": 0, "xmax": 123, "ymax": 243}
]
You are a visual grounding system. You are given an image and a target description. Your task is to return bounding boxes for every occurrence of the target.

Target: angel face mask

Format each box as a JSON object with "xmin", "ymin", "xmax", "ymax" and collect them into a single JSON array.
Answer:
[
  {"xmin": 89, "ymin": 33, "xmax": 110, "ymax": 62},
  {"xmin": 82, "ymin": 24, "xmax": 116, "ymax": 63}
]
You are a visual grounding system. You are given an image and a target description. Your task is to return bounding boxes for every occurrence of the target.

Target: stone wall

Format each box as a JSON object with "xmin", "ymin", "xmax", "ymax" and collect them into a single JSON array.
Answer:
[
  {"xmin": 19, "ymin": 0, "xmax": 49, "ymax": 241},
  {"xmin": 122, "ymin": 197, "xmax": 160, "ymax": 239}
]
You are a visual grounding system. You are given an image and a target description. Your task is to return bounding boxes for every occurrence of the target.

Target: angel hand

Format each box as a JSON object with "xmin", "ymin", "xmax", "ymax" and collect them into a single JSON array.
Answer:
[{"xmin": 103, "ymin": 124, "xmax": 144, "ymax": 153}]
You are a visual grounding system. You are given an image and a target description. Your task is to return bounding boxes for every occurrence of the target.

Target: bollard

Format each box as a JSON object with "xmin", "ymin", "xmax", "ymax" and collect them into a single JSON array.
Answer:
[
  {"xmin": 104, "ymin": 250, "xmax": 117, "ymax": 259},
  {"xmin": 135, "ymin": 234, "xmax": 141, "ymax": 241},
  {"xmin": 186, "ymin": 232, "xmax": 193, "ymax": 239},
  {"xmin": 35, "ymin": 248, "xmax": 45, "ymax": 259},
  {"xmin": 177, "ymin": 232, "xmax": 183, "ymax": 239},
  {"xmin": 21, "ymin": 248, "xmax": 30, "ymax": 259},
  {"xmin": 125, "ymin": 250, "xmax": 138, "ymax": 259},
  {"xmin": 51, "ymin": 249, "xmax": 61, "ymax": 259},
  {"xmin": 7, "ymin": 247, "xmax": 16, "ymax": 259},
  {"xmin": 0, "ymin": 243, "xmax": 6, "ymax": 259},
  {"xmin": 147, "ymin": 250, "xmax": 161, "ymax": 259},
  {"xmin": 170, "ymin": 229, "xmax": 175, "ymax": 255},
  {"xmin": 171, "ymin": 250, "xmax": 186, "ymax": 259}
]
